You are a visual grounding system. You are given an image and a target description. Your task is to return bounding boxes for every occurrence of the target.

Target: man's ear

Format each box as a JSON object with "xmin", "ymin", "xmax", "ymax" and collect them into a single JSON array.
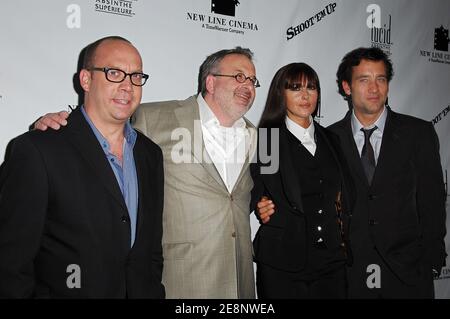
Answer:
[
  {"xmin": 342, "ymin": 80, "xmax": 351, "ymax": 96},
  {"xmin": 205, "ymin": 74, "xmax": 215, "ymax": 95},
  {"xmin": 79, "ymin": 69, "xmax": 91, "ymax": 92}
]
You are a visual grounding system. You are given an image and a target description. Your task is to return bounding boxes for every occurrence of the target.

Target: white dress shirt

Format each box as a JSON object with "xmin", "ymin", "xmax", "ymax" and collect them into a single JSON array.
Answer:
[
  {"xmin": 285, "ymin": 115, "xmax": 316, "ymax": 156},
  {"xmin": 351, "ymin": 106, "xmax": 387, "ymax": 164},
  {"xmin": 198, "ymin": 95, "xmax": 250, "ymax": 193}
]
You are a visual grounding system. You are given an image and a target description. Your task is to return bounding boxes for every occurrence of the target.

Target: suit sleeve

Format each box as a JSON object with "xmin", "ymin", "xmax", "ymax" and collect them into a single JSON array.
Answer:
[
  {"xmin": 416, "ymin": 123, "xmax": 447, "ymax": 271},
  {"xmin": 250, "ymin": 162, "xmax": 265, "ymax": 216},
  {"xmin": 0, "ymin": 135, "xmax": 48, "ymax": 298},
  {"xmin": 151, "ymin": 147, "xmax": 165, "ymax": 297}
]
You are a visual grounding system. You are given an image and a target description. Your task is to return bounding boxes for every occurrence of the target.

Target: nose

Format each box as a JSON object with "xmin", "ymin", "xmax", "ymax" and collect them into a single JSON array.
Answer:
[
  {"xmin": 368, "ymin": 80, "xmax": 379, "ymax": 93},
  {"xmin": 240, "ymin": 82, "xmax": 256, "ymax": 99},
  {"xmin": 242, "ymin": 78, "xmax": 256, "ymax": 90},
  {"xmin": 119, "ymin": 75, "xmax": 133, "ymax": 91},
  {"xmin": 299, "ymin": 88, "xmax": 310, "ymax": 99}
]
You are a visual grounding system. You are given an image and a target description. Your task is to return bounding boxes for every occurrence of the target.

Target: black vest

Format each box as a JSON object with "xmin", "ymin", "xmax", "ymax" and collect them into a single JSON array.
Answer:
[{"xmin": 286, "ymin": 129, "xmax": 346, "ymax": 278}]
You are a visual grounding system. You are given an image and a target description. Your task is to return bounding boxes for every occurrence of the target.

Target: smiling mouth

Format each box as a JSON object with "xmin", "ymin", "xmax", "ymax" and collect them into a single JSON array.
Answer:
[
  {"xmin": 113, "ymin": 98, "xmax": 131, "ymax": 105},
  {"xmin": 235, "ymin": 91, "xmax": 252, "ymax": 103}
]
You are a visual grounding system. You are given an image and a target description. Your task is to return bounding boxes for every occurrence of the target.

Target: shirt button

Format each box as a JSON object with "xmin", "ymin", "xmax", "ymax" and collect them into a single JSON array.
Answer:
[
  {"xmin": 317, "ymin": 226, "xmax": 322, "ymax": 231},
  {"xmin": 317, "ymin": 209, "xmax": 323, "ymax": 214},
  {"xmin": 230, "ymin": 194, "xmax": 234, "ymax": 201},
  {"xmin": 232, "ymin": 232, "xmax": 236, "ymax": 238}
]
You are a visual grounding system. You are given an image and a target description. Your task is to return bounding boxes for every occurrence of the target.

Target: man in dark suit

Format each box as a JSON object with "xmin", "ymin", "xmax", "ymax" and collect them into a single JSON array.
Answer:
[
  {"xmin": 0, "ymin": 36, "xmax": 165, "ymax": 298},
  {"xmin": 328, "ymin": 47, "xmax": 447, "ymax": 298},
  {"xmin": 257, "ymin": 47, "xmax": 446, "ymax": 298}
]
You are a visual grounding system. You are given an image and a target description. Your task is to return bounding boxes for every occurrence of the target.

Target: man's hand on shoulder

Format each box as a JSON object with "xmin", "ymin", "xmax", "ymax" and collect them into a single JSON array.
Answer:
[{"xmin": 34, "ymin": 111, "xmax": 69, "ymax": 131}]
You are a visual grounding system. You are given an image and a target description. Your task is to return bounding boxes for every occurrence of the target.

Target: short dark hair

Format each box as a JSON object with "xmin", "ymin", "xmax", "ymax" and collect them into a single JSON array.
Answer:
[
  {"xmin": 336, "ymin": 47, "xmax": 393, "ymax": 104},
  {"xmin": 197, "ymin": 47, "xmax": 254, "ymax": 96},
  {"xmin": 82, "ymin": 36, "xmax": 131, "ymax": 69},
  {"xmin": 258, "ymin": 62, "xmax": 321, "ymax": 129}
]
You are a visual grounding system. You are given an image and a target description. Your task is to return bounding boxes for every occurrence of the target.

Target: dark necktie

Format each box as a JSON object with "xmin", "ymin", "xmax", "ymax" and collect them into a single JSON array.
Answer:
[{"xmin": 360, "ymin": 126, "xmax": 377, "ymax": 184}]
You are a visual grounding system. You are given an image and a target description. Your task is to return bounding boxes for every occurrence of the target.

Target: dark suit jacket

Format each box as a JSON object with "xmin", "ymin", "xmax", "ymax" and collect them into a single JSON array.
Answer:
[
  {"xmin": 0, "ymin": 108, "xmax": 165, "ymax": 298},
  {"xmin": 250, "ymin": 122, "xmax": 355, "ymax": 272},
  {"xmin": 328, "ymin": 107, "xmax": 447, "ymax": 285}
]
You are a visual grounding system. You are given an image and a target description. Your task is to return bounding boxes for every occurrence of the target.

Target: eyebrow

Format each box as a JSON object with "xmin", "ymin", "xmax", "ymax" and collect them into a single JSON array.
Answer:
[
  {"xmin": 354, "ymin": 74, "xmax": 387, "ymax": 79},
  {"xmin": 108, "ymin": 66, "xmax": 144, "ymax": 72},
  {"xmin": 232, "ymin": 68, "xmax": 256, "ymax": 76}
]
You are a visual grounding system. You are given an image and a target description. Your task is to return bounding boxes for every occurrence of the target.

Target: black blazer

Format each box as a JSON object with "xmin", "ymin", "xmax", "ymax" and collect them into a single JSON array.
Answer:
[
  {"xmin": 328, "ymin": 107, "xmax": 447, "ymax": 285},
  {"xmin": 0, "ymin": 108, "xmax": 165, "ymax": 298},
  {"xmin": 251, "ymin": 122, "xmax": 355, "ymax": 272}
]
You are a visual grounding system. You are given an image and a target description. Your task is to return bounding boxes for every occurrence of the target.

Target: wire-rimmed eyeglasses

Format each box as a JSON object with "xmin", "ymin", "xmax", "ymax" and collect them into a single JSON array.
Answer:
[
  {"xmin": 212, "ymin": 72, "xmax": 260, "ymax": 88},
  {"xmin": 89, "ymin": 67, "xmax": 149, "ymax": 86}
]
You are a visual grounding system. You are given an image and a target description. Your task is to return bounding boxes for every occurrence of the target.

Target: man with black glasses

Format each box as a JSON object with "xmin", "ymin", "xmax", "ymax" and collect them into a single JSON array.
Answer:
[
  {"xmin": 32, "ymin": 47, "xmax": 260, "ymax": 299},
  {"xmin": 0, "ymin": 36, "xmax": 165, "ymax": 298}
]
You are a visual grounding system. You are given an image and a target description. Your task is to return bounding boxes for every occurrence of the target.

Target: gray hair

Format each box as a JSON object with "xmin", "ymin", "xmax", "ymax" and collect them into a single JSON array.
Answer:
[{"xmin": 197, "ymin": 47, "xmax": 254, "ymax": 96}]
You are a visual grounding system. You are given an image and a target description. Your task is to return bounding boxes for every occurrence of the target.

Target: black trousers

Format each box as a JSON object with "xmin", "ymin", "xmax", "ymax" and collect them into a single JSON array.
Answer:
[
  {"xmin": 256, "ymin": 263, "xmax": 347, "ymax": 299},
  {"xmin": 346, "ymin": 246, "xmax": 435, "ymax": 299}
]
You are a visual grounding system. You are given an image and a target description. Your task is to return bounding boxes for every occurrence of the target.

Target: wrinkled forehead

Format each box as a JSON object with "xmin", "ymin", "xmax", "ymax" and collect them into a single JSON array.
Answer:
[{"xmin": 218, "ymin": 53, "xmax": 255, "ymax": 75}]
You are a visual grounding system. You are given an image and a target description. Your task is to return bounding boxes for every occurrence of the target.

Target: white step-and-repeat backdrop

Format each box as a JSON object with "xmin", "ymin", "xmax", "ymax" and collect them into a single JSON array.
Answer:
[{"xmin": 1, "ymin": 0, "xmax": 449, "ymax": 298}]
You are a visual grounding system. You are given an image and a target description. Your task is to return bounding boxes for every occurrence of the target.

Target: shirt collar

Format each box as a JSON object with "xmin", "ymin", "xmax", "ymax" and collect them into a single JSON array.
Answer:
[
  {"xmin": 81, "ymin": 105, "xmax": 137, "ymax": 152},
  {"xmin": 285, "ymin": 115, "xmax": 315, "ymax": 141},
  {"xmin": 123, "ymin": 119, "xmax": 137, "ymax": 145},
  {"xmin": 351, "ymin": 106, "xmax": 387, "ymax": 135},
  {"xmin": 197, "ymin": 94, "xmax": 246, "ymax": 129}
]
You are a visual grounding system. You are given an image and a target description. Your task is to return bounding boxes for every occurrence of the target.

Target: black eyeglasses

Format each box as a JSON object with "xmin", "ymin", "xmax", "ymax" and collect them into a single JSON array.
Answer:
[
  {"xmin": 89, "ymin": 67, "xmax": 149, "ymax": 86},
  {"xmin": 212, "ymin": 73, "xmax": 260, "ymax": 88}
]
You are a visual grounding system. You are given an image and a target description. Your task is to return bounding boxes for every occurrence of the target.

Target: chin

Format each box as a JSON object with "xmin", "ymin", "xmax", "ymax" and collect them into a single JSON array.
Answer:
[
  {"xmin": 296, "ymin": 110, "xmax": 312, "ymax": 118},
  {"xmin": 113, "ymin": 111, "xmax": 133, "ymax": 121},
  {"xmin": 116, "ymin": 102, "xmax": 137, "ymax": 113}
]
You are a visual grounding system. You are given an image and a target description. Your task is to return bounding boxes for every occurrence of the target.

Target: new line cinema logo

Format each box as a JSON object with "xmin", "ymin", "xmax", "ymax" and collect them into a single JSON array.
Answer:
[
  {"xmin": 419, "ymin": 25, "xmax": 450, "ymax": 65},
  {"xmin": 186, "ymin": 0, "xmax": 259, "ymax": 35}
]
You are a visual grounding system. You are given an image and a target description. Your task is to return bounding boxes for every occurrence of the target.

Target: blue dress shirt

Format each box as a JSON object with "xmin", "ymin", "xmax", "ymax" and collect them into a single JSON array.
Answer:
[{"xmin": 81, "ymin": 106, "xmax": 139, "ymax": 247}]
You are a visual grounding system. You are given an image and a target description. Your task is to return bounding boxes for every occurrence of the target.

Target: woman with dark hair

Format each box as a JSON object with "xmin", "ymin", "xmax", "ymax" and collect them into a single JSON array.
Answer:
[{"xmin": 251, "ymin": 63, "xmax": 354, "ymax": 299}]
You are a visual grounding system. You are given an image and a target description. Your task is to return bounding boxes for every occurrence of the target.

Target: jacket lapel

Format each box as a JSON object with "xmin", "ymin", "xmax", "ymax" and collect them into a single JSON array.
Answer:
[
  {"xmin": 370, "ymin": 108, "xmax": 400, "ymax": 190},
  {"xmin": 278, "ymin": 126, "xmax": 304, "ymax": 213},
  {"xmin": 338, "ymin": 112, "xmax": 370, "ymax": 188},
  {"xmin": 315, "ymin": 122, "xmax": 343, "ymax": 183},
  {"xmin": 173, "ymin": 96, "xmax": 225, "ymax": 189},
  {"xmin": 132, "ymin": 136, "xmax": 148, "ymax": 245},
  {"xmin": 231, "ymin": 119, "xmax": 257, "ymax": 193},
  {"xmin": 63, "ymin": 108, "xmax": 128, "ymax": 212}
]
